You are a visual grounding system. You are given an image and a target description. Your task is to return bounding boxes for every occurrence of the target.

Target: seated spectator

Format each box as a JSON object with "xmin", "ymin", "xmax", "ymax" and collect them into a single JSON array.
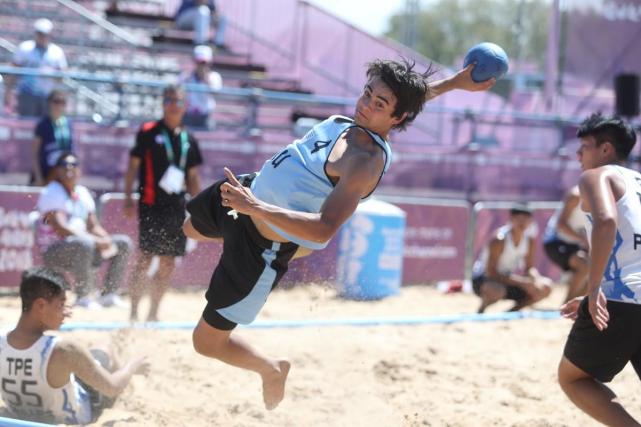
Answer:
[
  {"xmin": 175, "ymin": 0, "xmax": 227, "ymax": 47},
  {"xmin": 31, "ymin": 90, "xmax": 73, "ymax": 186},
  {"xmin": 4, "ymin": 18, "xmax": 68, "ymax": 117},
  {"xmin": 36, "ymin": 152, "xmax": 132, "ymax": 309},
  {"xmin": 181, "ymin": 45, "xmax": 222, "ymax": 129},
  {"xmin": 472, "ymin": 204, "xmax": 553, "ymax": 313},
  {"xmin": 0, "ymin": 267, "xmax": 149, "ymax": 425}
]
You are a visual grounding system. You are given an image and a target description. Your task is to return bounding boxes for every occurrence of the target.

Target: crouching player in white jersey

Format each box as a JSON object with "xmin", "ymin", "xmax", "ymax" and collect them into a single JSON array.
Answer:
[
  {"xmin": 557, "ymin": 113, "xmax": 641, "ymax": 426},
  {"xmin": 0, "ymin": 267, "xmax": 149, "ymax": 425},
  {"xmin": 183, "ymin": 58, "xmax": 495, "ymax": 410}
]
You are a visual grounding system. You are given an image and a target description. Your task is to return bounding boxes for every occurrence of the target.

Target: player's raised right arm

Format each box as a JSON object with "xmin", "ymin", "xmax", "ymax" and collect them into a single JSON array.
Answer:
[{"xmin": 426, "ymin": 63, "xmax": 495, "ymax": 101}]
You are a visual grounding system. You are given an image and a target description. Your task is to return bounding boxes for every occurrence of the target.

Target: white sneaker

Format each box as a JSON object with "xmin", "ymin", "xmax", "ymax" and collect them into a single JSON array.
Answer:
[
  {"xmin": 75, "ymin": 296, "xmax": 101, "ymax": 310},
  {"xmin": 98, "ymin": 293, "xmax": 127, "ymax": 308}
]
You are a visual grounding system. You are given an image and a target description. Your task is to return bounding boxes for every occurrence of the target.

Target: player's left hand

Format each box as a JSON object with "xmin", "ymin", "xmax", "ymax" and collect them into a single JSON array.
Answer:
[
  {"xmin": 220, "ymin": 167, "xmax": 259, "ymax": 215},
  {"xmin": 588, "ymin": 287, "xmax": 609, "ymax": 331},
  {"xmin": 452, "ymin": 63, "xmax": 496, "ymax": 92},
  {"xmin": 560, "ymin": 296, "xmax": 584, "ymax": 321}
]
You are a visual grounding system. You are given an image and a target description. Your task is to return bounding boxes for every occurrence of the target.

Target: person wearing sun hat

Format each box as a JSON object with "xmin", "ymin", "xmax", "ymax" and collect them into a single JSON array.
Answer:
[
  {"xmin": 180, "ymin": 44, "xmax": 222, "ymax": 129},
  {"xmin": 4, "ymin": 18, "xmax": 68, "ymax": 117}
]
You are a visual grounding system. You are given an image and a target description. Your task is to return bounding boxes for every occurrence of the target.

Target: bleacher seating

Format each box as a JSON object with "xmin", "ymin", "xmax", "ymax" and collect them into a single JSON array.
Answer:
[
  {"xmin": 0, "ymin": 0, "xmax": 318, "ymax": 126},
  {"xmin": 0, "ymin": 0, "xmax": 583, "ymax": 200}
]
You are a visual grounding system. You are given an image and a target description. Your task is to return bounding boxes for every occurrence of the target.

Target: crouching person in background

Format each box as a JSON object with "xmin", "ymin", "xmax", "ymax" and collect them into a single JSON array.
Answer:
[{"xmin": 472, "ymin": 204, "xmax": 553, "ymax": 313}]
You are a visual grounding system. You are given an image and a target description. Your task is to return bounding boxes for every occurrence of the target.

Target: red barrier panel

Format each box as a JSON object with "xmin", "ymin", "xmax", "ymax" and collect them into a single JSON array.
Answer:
[
  {"xmin": 395, "ymin": 201, "xmax": 470, "ymax": 284},
  {"xmin": 0, "ymin": 188, "xmax": 476, "ymax": 289},
  {"xmin": 0, "ymin": 187, "xmax": 40, "ymax": 289},
  {"xmin": 286, "ymin": 198, "xmax": 471, "ymax": 285}
]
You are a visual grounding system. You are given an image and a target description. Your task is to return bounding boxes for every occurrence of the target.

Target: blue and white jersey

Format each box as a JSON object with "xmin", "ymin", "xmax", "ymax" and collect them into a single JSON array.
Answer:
[
  {"xmin": 584, "ymin": 165, "xmax": 641, "ymax": 304},
  {"xmin": 543, "ymin": 203, "xmax": 587, "ymax": 244},
  {"xmin": 0, "ymin": 334, "xmax": 92, "ymax": 425},
  {"xmin": 251, "ymin": 115, "xmax": 392, "ymax": 249}
]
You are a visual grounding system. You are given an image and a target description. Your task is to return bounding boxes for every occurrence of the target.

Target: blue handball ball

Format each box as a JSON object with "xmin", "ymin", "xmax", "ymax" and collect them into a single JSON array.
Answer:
[{"xmin": 463, "ymin": 42, "xmax": 509, "ymax": 83}]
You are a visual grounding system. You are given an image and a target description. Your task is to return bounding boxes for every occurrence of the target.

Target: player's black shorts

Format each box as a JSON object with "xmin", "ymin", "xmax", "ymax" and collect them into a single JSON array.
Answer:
[
  {"xmin": 564, "ymin": 297, "xmax": 641, "ymax": 382},
  {"xmin": 544, "ymin": 239, "xmax": 582, "ymax": 271},
  {"xmin": 186, "ymin": 175, "xmax": 299, "ymax": 330},
  {"xmin": 472, "ymin": 274, "xmax": 528, "ymax": 303},
  {"xmin": 138, "ymin": 201, "xmax": 186, "ymax": 257}
]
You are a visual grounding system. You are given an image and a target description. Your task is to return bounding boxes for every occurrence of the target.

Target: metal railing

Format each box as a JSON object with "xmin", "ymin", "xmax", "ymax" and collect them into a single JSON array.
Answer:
[
  {"xmin": 0, "ymin": 66, "xmax": 597, "ymax": 124},
  {"xmin": 54, "ymin": 0, "xmax": 148, "ymax": 47}
]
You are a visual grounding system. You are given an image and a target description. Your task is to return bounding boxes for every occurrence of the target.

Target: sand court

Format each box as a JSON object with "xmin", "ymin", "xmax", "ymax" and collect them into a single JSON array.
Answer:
[{"xmin": 1, "ymin": 284, "xmax": 639, "ymax": 426}]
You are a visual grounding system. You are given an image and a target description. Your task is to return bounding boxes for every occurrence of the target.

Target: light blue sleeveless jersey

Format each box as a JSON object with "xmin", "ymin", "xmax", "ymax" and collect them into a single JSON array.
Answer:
[{"xmin": 251, "ymin": 115, "xmax": 392, "ymax": 249}]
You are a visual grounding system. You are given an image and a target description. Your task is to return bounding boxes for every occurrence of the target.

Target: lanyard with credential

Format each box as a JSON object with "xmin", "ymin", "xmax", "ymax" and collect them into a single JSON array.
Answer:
[
  {"xmin": 53, "ymin": 117, "xmax": 71, "ymax": 150},
  {"xmin": 162, "ymin": 130, "xmax": 189, "ymax": 170}
]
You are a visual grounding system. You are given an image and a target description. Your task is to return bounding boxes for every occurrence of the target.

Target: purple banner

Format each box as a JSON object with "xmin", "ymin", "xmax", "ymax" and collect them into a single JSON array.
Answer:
[
  {"xmin": 564, "ymin": 0, "xmax": 641, "ymax": 86},
  {"xmin": 0, "ymin": 189, "xmax": 535, "ymax": 288},
  {"xmin": 397, "ymin": 202, "xmax": 470, "ymax": 284},
  {"xmin": 0, "ymin": 189, "xmax": 39, "ymax": 289}
]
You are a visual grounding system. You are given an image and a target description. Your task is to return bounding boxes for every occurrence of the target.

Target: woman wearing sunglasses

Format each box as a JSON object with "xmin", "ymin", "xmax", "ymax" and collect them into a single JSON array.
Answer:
[{"xmin": 31, "ymin": 90, "xmax": 74, "ymax": 186}]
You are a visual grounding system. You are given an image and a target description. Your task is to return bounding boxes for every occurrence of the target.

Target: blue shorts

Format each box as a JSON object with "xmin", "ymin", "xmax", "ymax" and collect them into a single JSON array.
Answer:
[{"xmin": 186, "ymin": 176, "xmax": 298, "ymax": 330}]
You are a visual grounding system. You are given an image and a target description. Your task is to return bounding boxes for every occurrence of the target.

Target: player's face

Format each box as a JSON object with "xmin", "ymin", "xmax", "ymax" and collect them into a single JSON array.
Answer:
[
  {"xmin": 355, "ymin": 77, "xmax": 403, "ymax": 136},
  {"xmin": 510, "ymin": 213, "xmax": 532, "ymax": 232},
  {"xmin": 577, "ymin": 136, "xmax": 608, "ymax": 170},
  {"xmin": 41, "ymin": 293, "xmax": 70, "ymax": 330}
]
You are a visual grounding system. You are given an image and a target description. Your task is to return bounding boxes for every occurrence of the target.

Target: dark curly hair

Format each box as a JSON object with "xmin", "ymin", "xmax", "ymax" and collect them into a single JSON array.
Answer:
[
  {"xmin": 20, "ymin": 267, "xmax": 68, "ymax": 312},
  {"xmin": 576, "ymin": 113, "xmax": 637, "ymax": 160},
  {"xmin": 366, "ymin": 58, "xmax": 436, "ymax": 131}
]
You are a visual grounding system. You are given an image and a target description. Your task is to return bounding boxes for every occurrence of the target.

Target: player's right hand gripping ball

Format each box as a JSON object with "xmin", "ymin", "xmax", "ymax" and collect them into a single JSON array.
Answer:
[{"xmin": 463, "ymin": 42, "xmax": 509, "ymax": 83}]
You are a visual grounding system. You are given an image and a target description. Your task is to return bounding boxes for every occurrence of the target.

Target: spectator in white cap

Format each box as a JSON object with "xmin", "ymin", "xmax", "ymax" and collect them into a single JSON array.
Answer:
[
  {"xmin": 3, "ymin": 18, "xmax": 68, "ymax": 117},
  {"xmin": 180, "ymin": 44, "xmax": 222, "ymax": 129}
]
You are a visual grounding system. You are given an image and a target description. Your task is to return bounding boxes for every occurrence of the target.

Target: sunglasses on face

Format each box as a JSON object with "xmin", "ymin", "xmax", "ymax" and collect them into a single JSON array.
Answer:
[
  {"xmin": 163, "ymin": 98, "xmax": 185, "ymax": 107},
  {"xmin": 51, "ymin": 99, "xmax": 66, "ymax": 105},
  {"xmin": 60, "ymin": 160, "xmax": 79, "ymax": 169}
]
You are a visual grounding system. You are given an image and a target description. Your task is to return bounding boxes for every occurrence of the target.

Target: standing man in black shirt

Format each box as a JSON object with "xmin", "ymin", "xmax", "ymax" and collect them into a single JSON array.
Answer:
[{"xmin": 124, "ymin": 85, "xmax": 203, "ymax": 321}]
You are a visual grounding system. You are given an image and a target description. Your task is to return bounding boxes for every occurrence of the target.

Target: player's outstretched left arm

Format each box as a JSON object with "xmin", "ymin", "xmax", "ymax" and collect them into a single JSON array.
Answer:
[
  {"xmin": 51, "ymin": 340, "xmax": 149, "ymax": 398},
  {"xmin": 426, "ymin": 63, "xmax": 495, "ymax": 101},
  {"xmin": 221, "ymin": 152, "xmax": 380, "ymax": 244}
]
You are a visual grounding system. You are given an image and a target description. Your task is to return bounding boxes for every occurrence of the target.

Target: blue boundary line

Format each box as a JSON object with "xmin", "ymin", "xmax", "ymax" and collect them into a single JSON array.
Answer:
[
  {"xmin": 0, "ymin": 417, "xmax": 54, "ymax": 427},
  {"xmin": 52, "ymin": 310, "xmax": 561, "ymax": 331}
]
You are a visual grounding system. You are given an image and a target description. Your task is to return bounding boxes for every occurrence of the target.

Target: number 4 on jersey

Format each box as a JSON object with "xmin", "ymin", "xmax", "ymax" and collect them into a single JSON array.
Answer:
[{"xmin": 271, "ymin": 150, "xmax": 291, "ymax": 168}]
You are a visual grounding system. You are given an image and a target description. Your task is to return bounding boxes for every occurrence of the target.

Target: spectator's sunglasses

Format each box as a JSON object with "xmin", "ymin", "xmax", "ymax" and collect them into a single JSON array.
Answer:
[
  {"xmin": 163, "ymin": 97, "xmax": 185, "ymax": 107},
  {"xmin": 50, "ymin": 98, "xmax": 66, "ymax": 105},
  {"xmin": 60, "ymin": 159, "xmax": 79, "ymax": 169}
]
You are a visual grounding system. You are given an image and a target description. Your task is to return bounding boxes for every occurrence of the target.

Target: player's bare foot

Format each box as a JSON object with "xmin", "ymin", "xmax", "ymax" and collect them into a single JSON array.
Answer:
[{"xmin": 262, "ymin": 360, "xmax": 290, "ymax": 410}]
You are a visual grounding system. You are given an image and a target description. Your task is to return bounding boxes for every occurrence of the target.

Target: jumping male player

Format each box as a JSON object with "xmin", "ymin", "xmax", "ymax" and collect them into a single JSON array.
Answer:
[{"xmin": 184, "ymin": 59, "xmax": 494, "ymax": 410}]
